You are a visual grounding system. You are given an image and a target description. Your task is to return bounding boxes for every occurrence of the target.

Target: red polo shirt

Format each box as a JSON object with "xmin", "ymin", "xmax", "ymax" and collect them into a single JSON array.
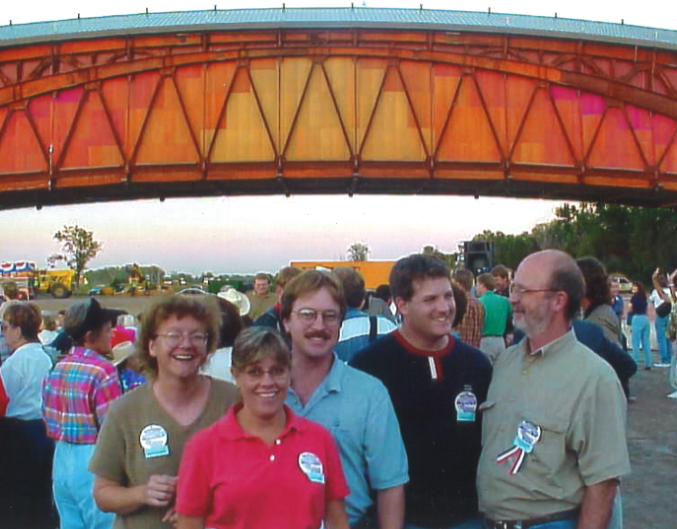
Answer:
[{"xmin": 176, "ymin": 404, "xmax": 349, "ymax": 529}]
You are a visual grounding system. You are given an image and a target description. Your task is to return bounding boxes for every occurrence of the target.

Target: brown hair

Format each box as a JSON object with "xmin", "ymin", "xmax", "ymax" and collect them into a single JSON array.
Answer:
[
  {"xmin": 280, "ymin": 270, "xmax": 346, "ymax": 322},
  {"xmin": 576, "ymin": 256, "xmax": 611, "ymax": 316},
  {"xmin": 275, "ymin": 266, "xmax": 303, "ymax": 290},
  {"xmin": 254, "ymin": 272, "xmax": 271, "ymax": 283},
  {"xmin": 390, "ymin": 254, "xmax": 450, "ymax": 302},
  {"xmin": 138, "ymin": 295, "xmax": 220, "ymax": 376},
  {"xmin": 3, "ymin": 302, "xmax": 42, "ymax": 341},
  {"xmin": 476, "ymin": 273, "xmax": 496, "ymax": 291},
  {"xmin": 216, "ymin": 297, "xmax": 243, "ymax": 349},
  {"xmin": 42, "ymin": 313, "xmax": 58, "ymax": 332},
  {"xmin": 453, "ymin": 269, "xmax": 474, "ymax": 292},
  {"xmin": 451, "ymin": 282, "xmax": 467, "ymax": 328},
  {"xmin": 333, "ymin": 267, "xmax": 366, "ymax": 309},
  {"xmin": 231, "ymin": 327, "xmax": 291, "ymax": 374},
  {"xmin": 491, "ymin": 264, "xmax": 510, "ymax": 280}
]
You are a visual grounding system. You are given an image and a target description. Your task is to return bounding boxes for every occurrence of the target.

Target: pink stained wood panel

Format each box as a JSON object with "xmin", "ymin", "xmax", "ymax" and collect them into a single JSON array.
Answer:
[{"xmin": 0, "ymin": 27, "xmax": 675, "ymax": 207}]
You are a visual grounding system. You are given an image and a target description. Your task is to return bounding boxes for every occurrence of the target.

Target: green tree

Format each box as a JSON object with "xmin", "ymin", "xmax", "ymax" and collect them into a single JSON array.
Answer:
[
  {"xmin": 53, "ymin": 225, "xmax": 102, "ymax": 286},
  {"xmin": 527, "ymin": 203, "xmax": 677, "ymax": 285},
  {"xmin": 422, "ymin": 245, "xmax": 457, "ymax": 268},
  {"xmin": 347, "ymin": 242, "xmax": 370, "ymax": 262},
  {"xmin": 472, "ymin": 230, "xmax": 539, "ymax": 270}
]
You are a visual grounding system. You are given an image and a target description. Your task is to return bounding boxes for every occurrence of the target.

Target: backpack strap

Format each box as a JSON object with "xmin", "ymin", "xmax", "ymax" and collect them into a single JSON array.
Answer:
[{"xmin": 369, "ymin": 315, "xmax": 378, "ymax": 343}]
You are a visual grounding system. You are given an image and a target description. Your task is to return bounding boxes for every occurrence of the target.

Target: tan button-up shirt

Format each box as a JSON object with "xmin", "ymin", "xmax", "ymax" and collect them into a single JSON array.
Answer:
[
  {"xmin": 246, "ymin": 291, "xmax": 276, "ymax": 321},
  {"xmin": 477, "ymin": 330, "xmax": 630, "ymax": 520}
]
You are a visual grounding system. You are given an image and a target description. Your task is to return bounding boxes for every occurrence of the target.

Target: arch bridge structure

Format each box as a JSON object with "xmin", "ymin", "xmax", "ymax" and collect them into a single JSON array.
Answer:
[{"xmin": 2, "ymin": 8, "xmax": 677, "ymax": 209}]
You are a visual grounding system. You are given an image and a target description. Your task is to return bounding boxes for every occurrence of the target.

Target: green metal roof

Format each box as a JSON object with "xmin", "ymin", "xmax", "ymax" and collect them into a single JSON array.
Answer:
[{"xmin": 0, "ymin": 7, "xmax": 676, "ymax": 50}]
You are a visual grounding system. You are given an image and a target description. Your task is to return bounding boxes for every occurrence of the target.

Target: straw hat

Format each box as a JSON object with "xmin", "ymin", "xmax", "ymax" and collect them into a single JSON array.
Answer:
[
  {"xmin": 112, "ymin": 341, "xmax": 137, "ymax": 367},
  {"xmin": 217, "ymin": 287, "xmax": 251, "ymax": 316}
]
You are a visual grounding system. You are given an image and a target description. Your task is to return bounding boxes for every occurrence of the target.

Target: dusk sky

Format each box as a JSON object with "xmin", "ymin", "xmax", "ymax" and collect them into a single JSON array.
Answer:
[{"xmin": 1, "ymin": 0, "xmax": 675, "ymax": 275}]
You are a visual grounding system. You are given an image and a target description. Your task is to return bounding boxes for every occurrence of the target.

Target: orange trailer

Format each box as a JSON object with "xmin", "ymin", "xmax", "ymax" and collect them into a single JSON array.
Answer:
[{"xmin": 290, "ymin": 261, "xmax": 395, "ymax": 291}]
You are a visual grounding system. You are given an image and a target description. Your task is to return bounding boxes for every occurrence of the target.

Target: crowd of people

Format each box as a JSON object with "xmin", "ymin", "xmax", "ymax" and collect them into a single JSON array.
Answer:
[{"xmin": 0, "ymin": 249, "xmax": 674, "ymax": 529}]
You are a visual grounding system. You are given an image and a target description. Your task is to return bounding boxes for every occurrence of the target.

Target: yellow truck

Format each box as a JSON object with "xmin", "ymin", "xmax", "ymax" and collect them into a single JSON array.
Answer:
[
  {"xmin": 290, "ymin": 261, "xmax": 395, "ymax": 290},
  {"xmin": 1, "ymin": 261, "xmax": 75, "ymax": 299},
  {"xmin": 31, "ymin": 269, "xmax": 75, "ymax": 298}
]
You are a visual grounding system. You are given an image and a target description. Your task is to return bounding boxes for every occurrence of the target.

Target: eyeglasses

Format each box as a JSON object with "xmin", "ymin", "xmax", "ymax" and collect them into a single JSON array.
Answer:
[
  {"xmin": 509, "ymin": 284, "xmax": 559, "ymax": 296},
  {"xmin": 242, "ymin": 365, "xmax": 289, "ymax": 381},
  {"xmin": 292, "ymin": 309, "xmax": 341, "ymax": 325},
  {"xmin": 156, "ymin": 332, "xmax": 208, "ymax": 347}
]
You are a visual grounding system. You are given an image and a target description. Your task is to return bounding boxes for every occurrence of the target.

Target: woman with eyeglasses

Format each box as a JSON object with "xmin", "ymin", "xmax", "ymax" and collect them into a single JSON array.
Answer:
[
  {"xmin": 175, "ymin": 326, "xmax": 350, "ymax": 529},
  {"xmin": 0, "ymin": 302, "xmax": 55, "ymax": 528},
  {"xmin": 89, "ymin": 295, "xmax": 239, "ymax": 529}
]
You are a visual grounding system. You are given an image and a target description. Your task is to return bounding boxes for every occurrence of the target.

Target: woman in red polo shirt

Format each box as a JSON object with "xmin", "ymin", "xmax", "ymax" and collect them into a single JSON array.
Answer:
[{"xmin": 176, "ymin": 327, "xmax": 350, "ymax": 529}]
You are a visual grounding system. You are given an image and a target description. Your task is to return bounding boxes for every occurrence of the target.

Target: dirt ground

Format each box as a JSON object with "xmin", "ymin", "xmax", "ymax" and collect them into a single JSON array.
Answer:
[
  {"xmin": 28, "ymin": 295, "xmax": 677, "ymax": 527},
  {"xmin": 36, "ymin": 294, "xmax": 163, "ymax": 317},
  {"xmin": 624, "ymin": 366, "xmax": 677, "ymax": 529}
]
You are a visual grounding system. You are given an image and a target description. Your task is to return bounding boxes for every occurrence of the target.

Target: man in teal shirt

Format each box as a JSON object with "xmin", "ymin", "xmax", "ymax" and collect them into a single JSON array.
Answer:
[
  {"xmin": 476, "ymin": 273, "xmax": 513, "ymax": 363},
  {"xmin": 283, "ymin": 270, "xmax": 409, "ymax": 528}
]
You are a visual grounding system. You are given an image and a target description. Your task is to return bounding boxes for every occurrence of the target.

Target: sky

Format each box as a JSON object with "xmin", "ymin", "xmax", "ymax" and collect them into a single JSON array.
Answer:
[{"xmin": 1, "ymin": 0, "xmax": 676, "ymax": 275}]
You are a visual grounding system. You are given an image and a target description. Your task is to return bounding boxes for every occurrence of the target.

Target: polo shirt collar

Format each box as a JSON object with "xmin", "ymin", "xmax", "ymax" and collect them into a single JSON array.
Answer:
[
  {"xmin": 520, "ymin": 328, "xmax": 575, "ymax": 357},
  {"xmin": 324, "ymin": 353, "xmax": 346, "ymax": 393},
  {"xmin": 217, "ymin": 403, "xmax": 305, "ymax": 441}
]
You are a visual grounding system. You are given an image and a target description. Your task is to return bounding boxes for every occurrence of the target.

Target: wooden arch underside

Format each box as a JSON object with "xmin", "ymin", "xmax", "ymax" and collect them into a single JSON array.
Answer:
[{"xmin": 2, "ymin": 29, "xmax": 677, "ymax": 209}]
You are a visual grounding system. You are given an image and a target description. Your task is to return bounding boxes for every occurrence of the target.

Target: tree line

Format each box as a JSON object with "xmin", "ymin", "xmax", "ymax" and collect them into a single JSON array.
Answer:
[{"xmin": 473, "ymin": 203, "xmax": 677, "ymax": 285}]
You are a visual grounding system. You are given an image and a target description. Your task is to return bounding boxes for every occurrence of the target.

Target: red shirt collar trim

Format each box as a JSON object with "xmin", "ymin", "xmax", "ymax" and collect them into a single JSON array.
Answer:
[
  {"xmin": 393, "ymin": 330, "xmax": 455, "ymax": 357},
  {"xmin": 218, "ymin": 403, "xmax": 304, "ymax": 440}
]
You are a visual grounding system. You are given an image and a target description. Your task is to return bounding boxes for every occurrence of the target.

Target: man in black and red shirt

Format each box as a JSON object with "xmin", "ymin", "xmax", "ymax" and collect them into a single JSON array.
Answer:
[{"xmin": 351, "ymin": 254, "xmax": 492, "ymax": 529}]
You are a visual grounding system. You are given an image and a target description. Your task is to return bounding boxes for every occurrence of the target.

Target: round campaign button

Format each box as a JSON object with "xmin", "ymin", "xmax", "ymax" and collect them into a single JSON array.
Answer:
[
  {"xmin": 455, "ymin": 391, "xmax": 478, "ymax": 422},
  {"xmin": 298, "ymin": 452, "xmax": 325, "ymax": 484},
  {"xmin": 139, "ymin": 424, "xmax": 170, "ymax": 459}
]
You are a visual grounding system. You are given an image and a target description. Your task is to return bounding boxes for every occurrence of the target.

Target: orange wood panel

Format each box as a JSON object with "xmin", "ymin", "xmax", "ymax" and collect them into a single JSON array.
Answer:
[{"xmin": 1, "ymin": 28, "xmax": 677, "ymax": 208}]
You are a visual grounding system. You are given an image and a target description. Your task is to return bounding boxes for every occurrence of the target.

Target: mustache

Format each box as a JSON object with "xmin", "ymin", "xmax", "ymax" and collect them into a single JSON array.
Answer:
[{"xmin": 304, "ymin": 331, "xmax": 332, "ymax": 340}]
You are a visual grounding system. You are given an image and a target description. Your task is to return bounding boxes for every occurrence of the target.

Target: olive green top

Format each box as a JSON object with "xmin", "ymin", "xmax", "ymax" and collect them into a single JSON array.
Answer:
[
  {"xmin": 477, "ymin": 330, "xmax": 630, "ymax": 520},
  {"xmin": 89, "ymin": 378, "xmax": 239, "ymax": 529}
]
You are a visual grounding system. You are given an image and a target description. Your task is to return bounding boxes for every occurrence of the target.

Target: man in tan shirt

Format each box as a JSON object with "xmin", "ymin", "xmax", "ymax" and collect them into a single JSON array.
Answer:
[
  {"xmin": 477, "ymin": 250, "xmax": 630, "ymax": 529},
  {"xmin": 245, "ymin": 272, "xmax": 276, "ymax": 321}
]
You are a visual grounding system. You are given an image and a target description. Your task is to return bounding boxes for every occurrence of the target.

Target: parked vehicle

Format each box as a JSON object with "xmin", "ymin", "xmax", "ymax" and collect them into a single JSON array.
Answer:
[
  {"xmin": 610, "ymin": 274, "xmax": 633, "ymax": 293},
  {"xmin": 1, "ymin": 261, "xmax": 74, "ymax": 298}
]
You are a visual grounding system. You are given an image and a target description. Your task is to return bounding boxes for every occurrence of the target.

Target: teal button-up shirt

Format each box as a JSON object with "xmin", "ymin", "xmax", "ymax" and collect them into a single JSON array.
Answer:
[{"xmin": 286, "ymin": 354, "xmax": 409, "ymax": 525}]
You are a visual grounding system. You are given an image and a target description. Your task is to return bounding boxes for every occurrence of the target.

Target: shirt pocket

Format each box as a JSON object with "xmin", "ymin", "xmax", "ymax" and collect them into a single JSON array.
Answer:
[
  {"xmin": 478, "ymin": 400, "xmax": 496, "ymax": 446},
  {"xmin": 519, "ymin": 411, "xmax": 568, "ymax": 488}
]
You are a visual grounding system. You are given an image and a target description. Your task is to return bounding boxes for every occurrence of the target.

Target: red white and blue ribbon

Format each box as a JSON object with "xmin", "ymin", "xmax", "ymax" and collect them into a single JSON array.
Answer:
[{"xmin": 496, "ymin": 420, "xmax": 542, "ymax": 475}]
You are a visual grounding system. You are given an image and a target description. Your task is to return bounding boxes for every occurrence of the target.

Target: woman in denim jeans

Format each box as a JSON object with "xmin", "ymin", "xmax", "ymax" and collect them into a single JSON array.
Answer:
[{"xmin": 629, "ymin": 282, "xmax": 652, "ymax": 369}]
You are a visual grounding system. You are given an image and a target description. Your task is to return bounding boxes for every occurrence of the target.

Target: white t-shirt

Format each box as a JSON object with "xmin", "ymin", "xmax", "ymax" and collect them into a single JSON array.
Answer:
[
  {"xmin": 649, "ymin": 288, "xmax": 672, "ymax": 308},
  {"xmin": 38, "ymin": 329, "xmax": 59, "ymax": 345},
  {"xmin": 0, "ymin": 342, "xmax": 53, "ymax": 420}
]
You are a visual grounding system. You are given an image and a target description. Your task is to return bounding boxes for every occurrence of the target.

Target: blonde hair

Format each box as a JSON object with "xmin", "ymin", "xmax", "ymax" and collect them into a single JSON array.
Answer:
[{"xmin": 231, "ymin": 327, "xmax": 290, "ymax": 374}]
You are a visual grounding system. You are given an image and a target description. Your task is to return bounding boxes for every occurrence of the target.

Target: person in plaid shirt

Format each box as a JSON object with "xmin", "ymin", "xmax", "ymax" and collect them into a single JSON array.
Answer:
[
  {"xmin": 42, "ymin": 297, "xmax": 124, "ymax": 529},
  {"xmin": 452, "ymin": 269, "xmax": 485, "ymax": 349}
]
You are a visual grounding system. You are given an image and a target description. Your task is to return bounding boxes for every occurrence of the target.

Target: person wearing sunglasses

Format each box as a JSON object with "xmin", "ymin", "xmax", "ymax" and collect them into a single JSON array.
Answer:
[
  {"xmin": 89, "ymin": 295, "xmax": 238, "ymax": 529},
  {"xmin": 176, "ymin": 326, "xmax": 350, "ymax": 529}
]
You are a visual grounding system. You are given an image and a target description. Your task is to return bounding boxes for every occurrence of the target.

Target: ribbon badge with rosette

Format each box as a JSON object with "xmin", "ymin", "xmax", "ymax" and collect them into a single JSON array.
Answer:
[{"xmin": 496, "ymin": 420, "xmax": 542, "ymax": 475}]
